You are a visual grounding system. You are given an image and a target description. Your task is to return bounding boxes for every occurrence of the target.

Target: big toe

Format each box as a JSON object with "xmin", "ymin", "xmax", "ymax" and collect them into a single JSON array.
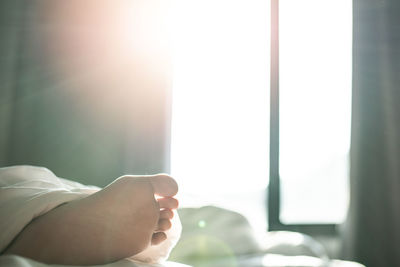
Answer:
[{"xmin": 148, "ymin": 174, "xmax": 178, "ymax": 197}]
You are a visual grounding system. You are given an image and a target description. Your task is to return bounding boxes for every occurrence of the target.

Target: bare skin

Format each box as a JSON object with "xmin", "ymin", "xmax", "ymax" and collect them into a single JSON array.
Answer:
[{"xmin": 4, "ymin": 174, "xmax": 179, "ymax": 265}]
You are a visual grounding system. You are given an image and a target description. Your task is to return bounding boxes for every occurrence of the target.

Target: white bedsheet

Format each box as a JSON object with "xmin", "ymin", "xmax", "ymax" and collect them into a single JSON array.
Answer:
[
  {"xmin": 0, "ymin": 255, "xmax": 189, "ymax": 267},
  {"xmin": 0, "ymin": 166, "xmax": 182, "ymax": 266}
]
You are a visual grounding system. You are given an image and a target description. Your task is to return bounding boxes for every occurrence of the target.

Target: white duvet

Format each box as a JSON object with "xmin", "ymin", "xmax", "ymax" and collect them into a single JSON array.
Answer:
[
  {"xmin": 0, "ymin": 166, "xmax": 185, "ymax": 267},
  {"xmin": 0, "ymin": 255, "xmax": 188, "ymax": 267}
]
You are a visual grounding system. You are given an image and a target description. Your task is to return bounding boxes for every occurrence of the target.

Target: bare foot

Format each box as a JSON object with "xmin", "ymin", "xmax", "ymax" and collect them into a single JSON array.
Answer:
[{"xmin": 4, "ymin": 174, "xmax": 179, "ymax": 265}]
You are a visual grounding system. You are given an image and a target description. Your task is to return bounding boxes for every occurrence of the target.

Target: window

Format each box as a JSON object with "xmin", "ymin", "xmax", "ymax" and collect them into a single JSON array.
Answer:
[
  {"xmin": 170, "ymin": 0, "xmax": 270, "ymax": 234},
  {"xmin": 170, "ymin": 0, "xmax": 352, "ymax": 235},
  {"xmin": 269, "ymin": 0, "xmax": 352, "ymax": 234}
]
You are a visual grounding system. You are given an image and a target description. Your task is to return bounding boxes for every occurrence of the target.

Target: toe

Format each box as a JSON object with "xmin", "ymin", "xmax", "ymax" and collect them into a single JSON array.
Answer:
[
  {"xmin": 158, "ymin": 197, "xmax": 179, "ymax": 210},
  {"xmin": 151, "ymin": 232, "xmax": 167, "ymax": 246},
  {"xmin": 159, "ymin": 209, "xmax": 174, "ymax": 219},
  {"xmin": 148, "ymin": 174, "xmax": 178, "ymax": 197},
  {"xmin": 157, "ymin": 219, "xmax": 172, "ymax": 231}
]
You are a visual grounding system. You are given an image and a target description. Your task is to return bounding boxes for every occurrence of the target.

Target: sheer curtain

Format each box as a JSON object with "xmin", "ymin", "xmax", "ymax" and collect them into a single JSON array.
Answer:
[
  {"xmin": 342, "ymin": 0, "xmax": 400, "ymax": 266},
  {"xmin": 0, "ymin": 0, "xmax": 171, "ymax": 186}
]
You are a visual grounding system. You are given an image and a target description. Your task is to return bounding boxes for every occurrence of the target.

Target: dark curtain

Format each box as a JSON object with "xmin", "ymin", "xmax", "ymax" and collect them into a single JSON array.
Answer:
[
  {"xmin": 342, "ymin": 1, "xmax": 400, "ymax": 266},
  {"xmin": 0, "ymin": 0, "xmax": 171, "ymax": 187}
]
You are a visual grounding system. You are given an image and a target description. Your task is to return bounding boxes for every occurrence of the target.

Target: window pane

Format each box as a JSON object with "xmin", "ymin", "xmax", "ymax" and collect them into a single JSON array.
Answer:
[
  {"xmin": 170, "ymin": 0, "xmax": 270, "ymax": 232},
  {"xmin": 279, "ymin": 0, "xmax": 352, "ymax": 224}
]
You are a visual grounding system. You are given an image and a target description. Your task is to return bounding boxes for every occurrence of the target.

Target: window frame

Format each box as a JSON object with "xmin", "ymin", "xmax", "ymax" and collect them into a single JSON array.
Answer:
[{"xmin": 267, "ymin": 0, "xmax": 339, "ymax": 236}]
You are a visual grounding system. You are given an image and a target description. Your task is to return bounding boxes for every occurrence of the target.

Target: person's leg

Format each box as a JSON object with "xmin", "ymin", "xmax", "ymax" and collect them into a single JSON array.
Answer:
[{"xmin": 4, "ymin": 174, "xmax": 178, "ymax": 265}]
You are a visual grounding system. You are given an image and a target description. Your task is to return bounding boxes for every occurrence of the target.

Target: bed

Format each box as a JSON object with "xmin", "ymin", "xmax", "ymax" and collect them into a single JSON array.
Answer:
[{"xmin": 0, "ymin": 166, "xmax": 365, "ymax": 267}]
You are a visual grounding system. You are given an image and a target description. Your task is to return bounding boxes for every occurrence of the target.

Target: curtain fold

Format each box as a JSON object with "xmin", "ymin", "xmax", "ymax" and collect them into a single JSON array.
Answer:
[
  {"xmin": 342, "ymin": 1, "xmax": 400, "ymax": 266},
  {"xmin": 0, "ymin": 0, "xmax": 24, "ymax": 165}
]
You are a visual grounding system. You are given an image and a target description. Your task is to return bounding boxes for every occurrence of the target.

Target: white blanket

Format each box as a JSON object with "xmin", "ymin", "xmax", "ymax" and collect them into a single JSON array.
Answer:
[
  {"xmin": 0, "ymin": 255, "xmax": 189, "ymax": 267},
  {"xmin": 0, "ymin": 166, "xmax": 183, "ymax": 266}
]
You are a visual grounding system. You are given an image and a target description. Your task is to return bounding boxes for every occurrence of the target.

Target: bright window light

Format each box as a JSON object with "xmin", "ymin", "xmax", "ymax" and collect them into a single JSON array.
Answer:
[
  {"xmin": 279, "ymin": 0, "xmax": 352, "ymax": 224},
  {"xmin": 170, "ymin": 0, "xmax": 352, "ymax": 228},
  {"xmin": 170, "ymin": 0, "xmax": 270, "ymax": 231}
]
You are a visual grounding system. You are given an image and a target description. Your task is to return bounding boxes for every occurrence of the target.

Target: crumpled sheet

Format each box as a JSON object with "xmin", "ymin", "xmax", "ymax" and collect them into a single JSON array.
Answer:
[
  {"xmin": 0, "ymin": 165, "xmax": 182, "ymax": 265},
  {"xmin": 0, "ymin": 255, "xmax": 189, "ymax": 267}
]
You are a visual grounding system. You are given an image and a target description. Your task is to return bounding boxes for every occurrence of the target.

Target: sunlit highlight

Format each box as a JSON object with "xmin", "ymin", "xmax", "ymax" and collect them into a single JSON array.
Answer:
[
  {"xmin": 170, "ymin": 0, "xmax": 270, "ymax": 232},
  {"xmin": 279, "ymin": 0, "xmax": 352, "ymax": 224}
]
